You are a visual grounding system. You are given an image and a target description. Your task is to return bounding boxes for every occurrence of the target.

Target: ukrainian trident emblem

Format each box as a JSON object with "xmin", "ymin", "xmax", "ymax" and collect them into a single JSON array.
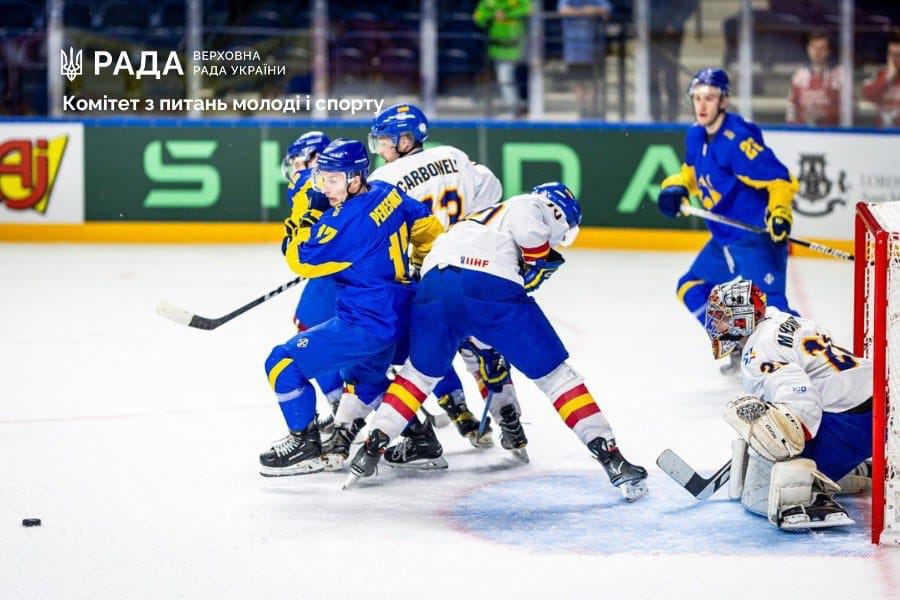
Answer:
[{"xmin": 60, "ymin": 47, "xmax": 82, "ymax": 82}]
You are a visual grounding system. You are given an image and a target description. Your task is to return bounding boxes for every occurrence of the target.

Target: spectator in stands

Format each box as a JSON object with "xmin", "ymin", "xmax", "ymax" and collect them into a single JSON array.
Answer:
[
  {"xmin": 558, "ymin": 0, "xmax": 611, "ymax": 119},
  {"xmin": 649, "ymin": 0, "xmax": 696, "ymax": 122},
  {"xmin": 861, "ymin": 34, "xmax": 900, "ymax": 128},
  {"xmin": 473, "ymin": 0, "xmax": 532, "ymax": 117},
  {"xmin": 786, "ymin": 31, "xmax": 842, "ymax": 126}
]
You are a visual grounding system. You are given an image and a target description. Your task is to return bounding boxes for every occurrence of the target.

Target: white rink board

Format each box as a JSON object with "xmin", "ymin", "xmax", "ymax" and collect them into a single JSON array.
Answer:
[{"xmin": 1, "ymin": 243, "xmax": 898, "ymax": 600}]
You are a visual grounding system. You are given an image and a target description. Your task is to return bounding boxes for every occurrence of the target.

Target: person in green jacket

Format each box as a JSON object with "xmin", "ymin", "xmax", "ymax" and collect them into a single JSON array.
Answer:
[{"xmin": 473, "ymin": 0, "xmax": 532, "ymax": 116}]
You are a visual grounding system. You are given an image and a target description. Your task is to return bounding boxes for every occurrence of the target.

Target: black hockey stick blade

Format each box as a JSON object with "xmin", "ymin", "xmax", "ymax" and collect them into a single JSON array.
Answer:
[
  {"xmin": 656, "ymin": 449, "xmax": 731, "ymax": 500},
  {"xmin": 156, "ymin": 276, "xmax": 303, "ymax": 331}
]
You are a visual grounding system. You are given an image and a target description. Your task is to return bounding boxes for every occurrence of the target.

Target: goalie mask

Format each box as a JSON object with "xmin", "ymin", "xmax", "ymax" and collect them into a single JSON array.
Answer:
[{"xmin": 706, "ymin": 279, "xmax": 767, "ymax": 359}]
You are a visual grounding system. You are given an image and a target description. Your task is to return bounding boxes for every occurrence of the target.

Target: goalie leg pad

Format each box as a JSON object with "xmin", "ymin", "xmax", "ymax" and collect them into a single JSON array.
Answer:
[
  {"xmin": 740, "ymin": 453, "xmax": 773, "ymax": 517},
  {"xmin": 835, "ymin": 460, "xmax": 872, "ymax": 495},
  {"xmin": 729, "ymin": 438, "xmax": 749, "ymax": 500},
  {"xmin": 768, "ymin": 458, "xmax": 851, "ymax": 530}
]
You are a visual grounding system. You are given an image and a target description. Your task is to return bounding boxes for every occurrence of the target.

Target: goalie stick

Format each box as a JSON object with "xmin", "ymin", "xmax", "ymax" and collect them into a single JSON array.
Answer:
[
  {"xmin": 156, "ymin": 276, "xmax": 303, "ymax": 330},
  {"xmin": 656, "ymin": 449, "xmax": 731, "ymax": 500}
]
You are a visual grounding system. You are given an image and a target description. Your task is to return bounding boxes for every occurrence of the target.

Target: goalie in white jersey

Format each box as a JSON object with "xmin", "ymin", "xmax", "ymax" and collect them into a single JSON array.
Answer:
[
  {"xmin": 362, "ymin": 103, "xmax": 524, "ymax": 466},
  {"xmin": 707, "ymin": 279, "xmax": 872, "ymax": 530},
  {"xmin": 344, "ymin": 182, "xmax": 649, "ymax": 500}
]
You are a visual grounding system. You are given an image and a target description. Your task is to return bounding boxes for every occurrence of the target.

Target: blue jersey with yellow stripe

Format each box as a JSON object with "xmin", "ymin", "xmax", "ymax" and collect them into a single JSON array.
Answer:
[
  {"xmin": 285, "ymin": 180, "xmax": 433, "ymax": 341},
  {"xmin": 683, "ymin": 113, "xmax": 795, "ymax": 242}
]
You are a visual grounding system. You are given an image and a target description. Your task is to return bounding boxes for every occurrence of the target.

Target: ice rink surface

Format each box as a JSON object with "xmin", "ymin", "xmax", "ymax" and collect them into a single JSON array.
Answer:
[{"xmin": 2, "ymin": 243, "xmax": 898, "ymax": 599}]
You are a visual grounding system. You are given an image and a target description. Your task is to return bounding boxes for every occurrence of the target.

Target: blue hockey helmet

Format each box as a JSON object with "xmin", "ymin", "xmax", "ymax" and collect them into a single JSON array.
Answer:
[
  {"xmin": 286, "ymin": 130, "xmax": 331, "ymax": 164},
  {"xmin": 282, "ymin": 130, "xmax": 331, "ymax": 180},
  {"xmin": 368, "ymin": 103, "xmax": 429, "ymax": 152},
  {"xmin": 532, "ymin": 182, "xmax": 582, "ymax": 228},
  {"xmin": 687, "ymin": 68, "xmax": 731, "ymax": 97},
  {"xmin": 314, "ymin": 138, "xmax": 370, "ymax": 184}
]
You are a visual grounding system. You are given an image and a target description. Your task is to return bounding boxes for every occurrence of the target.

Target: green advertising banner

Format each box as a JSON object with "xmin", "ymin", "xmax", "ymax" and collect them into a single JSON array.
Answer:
[{"xmin": 85, "ymin": 123, "xmax": 696, "ymax": 230}]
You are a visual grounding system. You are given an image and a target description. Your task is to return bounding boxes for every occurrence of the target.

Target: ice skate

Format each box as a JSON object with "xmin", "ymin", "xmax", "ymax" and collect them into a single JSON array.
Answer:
[
  {"xmin": 498, "ymin": 404, "xmax": 529, "ymax": 463},
  {"xmin": 321, "ymin": 418, "xmax": 366, "ymax": 471},
  {"xmin": 343, "ymin": 429, "xmax": 391, "ymax": 489},
  {"xmin": 259, "ymin": 421, "xmax": 324, "ymax": 477},
  {"xmin": 778, "ymin": 493, "xmax": 855, "ymax": 531},
  {"xmin": 588, "ymin": 437, "xmax": 648, "ymax": 501},
  {"xmin": 384, "ymin": 418, "xmax": 449, "ymax": 470},
  {"xmin": 437, "ymin": 391, "xmax": 493, "ymax": 448}
]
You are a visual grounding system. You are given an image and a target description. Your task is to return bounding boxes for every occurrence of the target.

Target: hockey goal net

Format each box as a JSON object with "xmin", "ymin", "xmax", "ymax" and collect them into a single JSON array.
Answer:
[{"xmin": 855, "ymin": 201, "xmax": 900, "ymax": 544}]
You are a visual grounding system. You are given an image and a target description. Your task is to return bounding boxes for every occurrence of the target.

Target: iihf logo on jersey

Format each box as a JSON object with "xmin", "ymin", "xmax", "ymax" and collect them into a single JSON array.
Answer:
[
  {"xmin": 793, "ymin": 153, "xmax": 848, "ymax": 217},
  {"xmin": 60, "ymin": 47, "xmax": 82, "ymax": 82}
]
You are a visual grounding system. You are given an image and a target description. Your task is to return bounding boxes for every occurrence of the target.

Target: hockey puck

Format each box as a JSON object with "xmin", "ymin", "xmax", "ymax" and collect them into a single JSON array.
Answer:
[{"xmin": 22, "ymin": 518, "xmax": 41, "ymax": 527}]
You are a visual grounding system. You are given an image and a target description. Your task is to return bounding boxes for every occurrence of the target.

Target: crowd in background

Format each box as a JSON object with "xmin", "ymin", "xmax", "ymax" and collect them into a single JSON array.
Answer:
[{"xmin": 0, "ymin": 0, "xmax": 898, "ymax": 126}]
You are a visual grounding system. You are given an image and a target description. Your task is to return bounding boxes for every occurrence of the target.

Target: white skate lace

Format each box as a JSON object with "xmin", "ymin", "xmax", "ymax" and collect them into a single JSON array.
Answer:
[{"xmin": 273, "ymin": 434, "xmax": 301, "ymax": 457}]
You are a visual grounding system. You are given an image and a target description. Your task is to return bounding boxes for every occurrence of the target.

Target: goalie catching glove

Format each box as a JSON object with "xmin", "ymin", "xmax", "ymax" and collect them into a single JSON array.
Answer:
[{"xmin": 724, "ymin": 395, "xmax": 805, "ymax": 462}]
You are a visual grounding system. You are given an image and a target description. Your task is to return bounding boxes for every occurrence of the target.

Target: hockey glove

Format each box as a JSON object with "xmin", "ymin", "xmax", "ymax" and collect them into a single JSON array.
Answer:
[
  {"xmin": 306, "ymin": 189, "xmax": 330, "ymax": 213},
  {"xmin": 459, "ymin": 340, "xmax": 511, "ymax": 393},
  {"xmin": 657, "ymin": 186, "xmax": 688, "ymax": 218},
  {"xmin": 522, "ymin": 248, "xmax": 565, "ymax": 293},
  {"xmin": 724, "ymin": 395, "xmax": 806, "ymax": 462},
  {"xmin": 281, "ymin": 210, "xmax": 323, "ymax": 254},
  {"xmin": 765, "ymin": 205, "xmax": 792, "ymax": 244}
]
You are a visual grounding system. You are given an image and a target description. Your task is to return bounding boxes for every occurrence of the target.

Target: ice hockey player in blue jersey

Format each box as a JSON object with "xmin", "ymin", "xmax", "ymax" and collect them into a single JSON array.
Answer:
[
  {"xmin": 281, "ymin": 131, "xmax": 343, "ymax": 426},
  {"xmin": 657, "ymin": 68, "xmax": 800, "ymax": 374},
  {"xmin": 345, "ymin": 183, "xmax": 649, "ymax": 500},
  {"xmin": 368, "ymin": 103, "xmax": 516, "ymax": 463},
  {"xmin": 259, "ymin": 139, "xmax": 443, "ymax": 477}
]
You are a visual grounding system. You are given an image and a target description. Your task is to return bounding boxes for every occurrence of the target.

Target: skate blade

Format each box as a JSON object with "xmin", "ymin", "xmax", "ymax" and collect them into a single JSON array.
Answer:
[
  {"xmin": 259, "ymin": 458, "xmax": 325, "ymax": 477},
  {"xmin": 509, "ymin": 448, "xmax": 529, "ymax": 463},
  {"xmin": 342, "ymin": 472, "xmax": 361, "ymax": 490},
  {"xmin": 780, "ymin": 513, "xmax": 855, "ymax": 531},
  {"xmin": 385, "ymin": 456, "xmax": 449, "ymax": 470},
  {"xmin": 619, "ymin": 478, "xmax": 649, "ymax": 502},
  {"xmin": 466, "ymin": 431, "xmax": 494, "ymax": 449},
  {"xmin": 322, "ymin": 454, "xmax": 347, "ymax": 472}
]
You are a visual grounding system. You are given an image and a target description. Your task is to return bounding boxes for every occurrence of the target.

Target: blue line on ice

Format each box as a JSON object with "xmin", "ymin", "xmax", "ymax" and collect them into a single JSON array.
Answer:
[{"xmin": 449, "ymin": 471, "xmax": 873, "ymax": 556}]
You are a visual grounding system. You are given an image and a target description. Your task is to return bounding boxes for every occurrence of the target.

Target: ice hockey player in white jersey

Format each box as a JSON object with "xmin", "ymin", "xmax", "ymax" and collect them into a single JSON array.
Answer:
[
  {"xmin": 347, "ymin": 102, "xmax": 525, "ymax": 469},
  {"xmin": 706, "ymin": 279, "xmax": 872, "ymax": 531},
  {"xmin": 344, "ymin": 182, "xmax": 649, "ymax": 500}
]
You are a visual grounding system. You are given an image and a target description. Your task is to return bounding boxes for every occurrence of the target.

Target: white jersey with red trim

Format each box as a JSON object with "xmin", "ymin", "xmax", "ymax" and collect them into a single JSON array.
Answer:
[
  {"xmin": 421, "ymin": 193, "xmax": 570, "ymax": 286},
  {"xmin": 739, "ymin": 307, "xmax": 872, "ymax": 438},
  {"xmin": 369, "ymin": 145, "xmax": 501, "ymax": 229}
]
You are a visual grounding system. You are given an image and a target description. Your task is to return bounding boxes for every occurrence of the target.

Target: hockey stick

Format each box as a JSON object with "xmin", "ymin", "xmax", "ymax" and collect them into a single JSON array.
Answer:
[
  {"xmin": 156, "ymin": 276, "xmax": 304, "ymax": 330},
  {"xmin": 679, "ymin": 204, "xmax": 854, "ymax": 262},
  {"xmin": 656, "ymin": 448, "xmax": 731, "ymax": 500},
  {"xmin": 478, "ymin": 391, "xmax": 493, "ymax": 437}
]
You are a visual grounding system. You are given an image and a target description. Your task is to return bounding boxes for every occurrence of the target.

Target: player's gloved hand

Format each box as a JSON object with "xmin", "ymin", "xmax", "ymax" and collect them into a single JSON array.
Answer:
[
  {"xmin": 306, "ymin": 189, "xmax": 330, "ymax": 213},
  {"xmin": 723, "ymin": 395, "xmax": 806, "ymax": 462},
  {"xmin": 522, "ymin": 248, "xmax": 565, "ymax": 293},
  {"xmin": 298, "ymin": 209, "xmax": 322, "ymax": 229},
  {"xmin": 459, "ymin": 340, "xmax": 511, "ymax": 393},
  {"xmin": 765, "ymin": 205, "xmax": 792, "ymax": 244},
  {"xmin": 657, "ymin": 186, "xmax": 688, "ymax": 218},
  {"xmin": 281, "ymin": 216, "xmax": 299, "ymax": 255}
]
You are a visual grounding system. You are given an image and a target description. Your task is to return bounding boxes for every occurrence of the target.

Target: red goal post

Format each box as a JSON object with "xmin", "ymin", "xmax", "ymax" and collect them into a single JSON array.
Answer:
[{"xmin": 854, "ymin": 201, "xmax": 900, "ymax": 545}]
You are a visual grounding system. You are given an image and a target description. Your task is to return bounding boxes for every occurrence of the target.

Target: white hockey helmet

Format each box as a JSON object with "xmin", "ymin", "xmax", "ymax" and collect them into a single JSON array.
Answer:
[{"xmin": 706, "ymin": 278, "xmax": 767, "ymax": 359}]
